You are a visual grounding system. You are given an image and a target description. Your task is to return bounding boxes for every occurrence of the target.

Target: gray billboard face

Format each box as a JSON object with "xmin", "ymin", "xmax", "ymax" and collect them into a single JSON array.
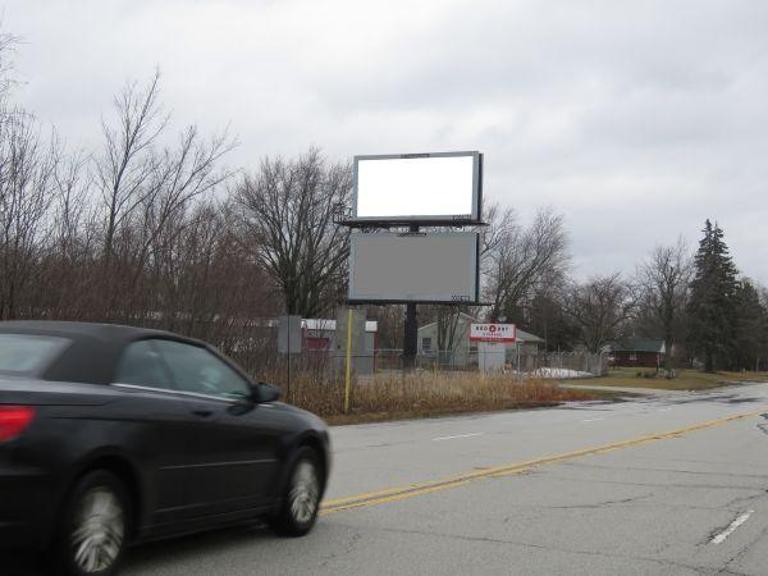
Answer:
[
  {"xmin": 348, "ymin": 232, "xmax": 480, "ymax": 303},
  {"xmin": 352, "ymin": 152, "xmax": 482, "ymax": 224}
]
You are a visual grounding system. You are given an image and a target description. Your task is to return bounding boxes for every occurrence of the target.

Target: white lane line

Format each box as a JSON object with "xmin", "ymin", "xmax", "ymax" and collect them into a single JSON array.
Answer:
[
  {"xmin": 432, "ymin": 433, "xmax": 484, "ymax": 442},
  {"xmin": 711, "ymin": 510, "xmax": 754, "ymax": 545},
  {"xmin": 582, "ymin": 418, "xmax": 605, "ymax": 423}
]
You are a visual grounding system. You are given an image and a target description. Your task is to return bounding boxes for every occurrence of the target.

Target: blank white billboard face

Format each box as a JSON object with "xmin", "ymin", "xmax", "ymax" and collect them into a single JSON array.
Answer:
[
  {"xmin": 353, "ymin": 153, "xmax": 480, "ymax": 223},
  {"xmin": 348, "ymin": 232, "xmax": 479, "ymax": 303}
]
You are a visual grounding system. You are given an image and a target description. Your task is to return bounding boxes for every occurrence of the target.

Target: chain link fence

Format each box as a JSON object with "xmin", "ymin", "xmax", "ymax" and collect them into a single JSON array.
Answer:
[
  {"xmin": 212, "ymin": 323, "xmax": 608, "ymax": 417},
  {"xmin": 413, "ymin": 349, "xmax": 607, "ymax": 377},
  {"xmin": 231, "ymin": 339, "xmax": 607, "ymax": 385}
]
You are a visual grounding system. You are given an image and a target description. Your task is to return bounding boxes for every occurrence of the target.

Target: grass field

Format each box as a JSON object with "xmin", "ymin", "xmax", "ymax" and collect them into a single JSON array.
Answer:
[
  {"xmin": 264, "ymin": 369, "xmax": 599, "ymax": 424},
  {"xmin": 564, "ymin": 367, "xmax": 768, "ymax": 391}
]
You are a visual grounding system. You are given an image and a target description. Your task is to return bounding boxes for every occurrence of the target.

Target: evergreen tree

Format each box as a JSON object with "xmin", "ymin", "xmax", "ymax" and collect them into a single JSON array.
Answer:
[
  {"xmin": 731, "ymin": 279, "xmax": 768, "ymax": 371},
  {"xmin": 527, "ymin": 290, "xmax": 580, "ymax": 352},
  {"xmin": 687, "ymin": 220, "xmax": 739, "ymax": 372}
]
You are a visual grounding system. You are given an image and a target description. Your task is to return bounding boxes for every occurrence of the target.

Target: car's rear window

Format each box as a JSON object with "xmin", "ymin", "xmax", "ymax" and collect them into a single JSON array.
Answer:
[{"xmin": 0, "ymin": 334, "xmax": 71, "ymax": 376}]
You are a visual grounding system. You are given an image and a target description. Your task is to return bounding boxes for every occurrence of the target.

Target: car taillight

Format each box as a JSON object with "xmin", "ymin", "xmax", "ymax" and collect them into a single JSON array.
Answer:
[{"xmin": 0, "ymin": 406, "xmax": 36, "ymax": 442}]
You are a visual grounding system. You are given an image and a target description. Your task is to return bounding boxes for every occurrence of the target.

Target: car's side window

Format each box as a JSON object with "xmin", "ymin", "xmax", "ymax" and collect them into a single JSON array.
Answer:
[
  {"xmin": 152, "ymin": 339, "xmax": 251, "ymax": 400},
  {"xmin": 115, "ymin": 340, "xmax": 173, "ymax": 390}
]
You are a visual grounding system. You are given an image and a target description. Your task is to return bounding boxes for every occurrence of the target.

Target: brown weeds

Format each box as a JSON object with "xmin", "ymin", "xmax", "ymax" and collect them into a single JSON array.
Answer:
[{"xmin": 260, "ymin": 367, "xmax": 595, "ymax": 422}]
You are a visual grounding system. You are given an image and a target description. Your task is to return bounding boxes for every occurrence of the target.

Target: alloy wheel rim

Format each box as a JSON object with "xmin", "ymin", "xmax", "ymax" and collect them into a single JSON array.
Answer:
[
  {"xmin": 71, "ymin": 487, "xmax": 125, "ymax": 573},
  {"xmin": 289, "ymin": 460, "xmax": 319, "ymax": 524}
]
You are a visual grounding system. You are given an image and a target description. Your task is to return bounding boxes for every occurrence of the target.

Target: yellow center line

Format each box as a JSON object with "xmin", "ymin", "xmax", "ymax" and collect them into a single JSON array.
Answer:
[{"xmin": 320, "ymin": 408, "xmax": 767, "ymax": 516}]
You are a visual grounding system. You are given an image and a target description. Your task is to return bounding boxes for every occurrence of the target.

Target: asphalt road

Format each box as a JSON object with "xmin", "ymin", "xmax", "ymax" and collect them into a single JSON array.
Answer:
[{"xmin": 121, "ymin": 383, "xmax": 768, "ymax": 574}]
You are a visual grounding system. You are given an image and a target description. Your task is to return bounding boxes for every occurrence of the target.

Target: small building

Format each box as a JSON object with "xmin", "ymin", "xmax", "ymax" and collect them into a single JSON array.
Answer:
[
  {"xmin": 302, "ymin": 318, "xmax": 379, "ymax": 374},
  {"xmin": 301, "ymin": 318, "xmax": 379, "ymax": 353},
  {"xmin": 417, "ymin": 312, "xmax": 545, "ymax": 368},
  {"xmin": 609, "ymin": 339, "xmax": 666, "ymax": 368}
]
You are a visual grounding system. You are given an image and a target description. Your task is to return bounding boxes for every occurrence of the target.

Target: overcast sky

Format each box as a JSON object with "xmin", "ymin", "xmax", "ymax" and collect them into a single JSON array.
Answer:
[{"xmin": 4, "ymin": 0, "xmax": 768, "ymax": 283}]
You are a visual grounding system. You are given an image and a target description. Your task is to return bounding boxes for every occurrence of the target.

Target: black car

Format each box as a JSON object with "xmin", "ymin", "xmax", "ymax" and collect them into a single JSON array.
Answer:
[{"xmin": 0, "ymin": 321, "xmax": 331, "ymax": 575}]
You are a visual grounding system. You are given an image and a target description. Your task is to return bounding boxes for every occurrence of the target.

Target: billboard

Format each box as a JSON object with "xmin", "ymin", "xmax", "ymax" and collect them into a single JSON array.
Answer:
[
  {"xmin": 351, "ymin": 151, "xmax": 482, "ymax": 224},
  {"xmin": 470, "ymin": 324, "xmax": 516, "ymax": 343},
  {"xmin": 348, "ymin": 231, "xmax": 480, "ymax": 304}
]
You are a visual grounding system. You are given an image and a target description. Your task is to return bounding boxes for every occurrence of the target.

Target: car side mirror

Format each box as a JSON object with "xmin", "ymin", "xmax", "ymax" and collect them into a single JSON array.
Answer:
[{"xmin": 250, "ymin": 382, "xmax": 281, "ymax": 404}]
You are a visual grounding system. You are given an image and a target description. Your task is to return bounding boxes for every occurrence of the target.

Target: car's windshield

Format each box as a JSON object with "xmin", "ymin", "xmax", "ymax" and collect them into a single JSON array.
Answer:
[{"xmin": 0, "ymin": 333, "xmax": 70, "ymax": 376}]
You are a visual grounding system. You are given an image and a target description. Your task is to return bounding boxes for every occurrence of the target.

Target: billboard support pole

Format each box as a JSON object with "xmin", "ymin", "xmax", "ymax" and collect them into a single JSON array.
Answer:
[
  {"xmin": 403, "ymin": 302, "xmax": 418, "ymax": 370},
  {"xmin": 344, "ymin": 308, "xmax": 353, "ymax": 413},
  {"xmin": 403, "ymin": 224, "xmax": 420, "ymax": 371}
]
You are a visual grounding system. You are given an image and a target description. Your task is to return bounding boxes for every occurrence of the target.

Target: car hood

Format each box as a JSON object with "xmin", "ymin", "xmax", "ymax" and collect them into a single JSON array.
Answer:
[{"xmin": 270, "ymin": 401, "xmax": 329, "ymax": 431}]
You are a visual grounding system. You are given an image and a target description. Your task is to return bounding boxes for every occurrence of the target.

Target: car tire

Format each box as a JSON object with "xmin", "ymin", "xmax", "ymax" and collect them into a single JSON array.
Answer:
[
  {"xmin": 269, "ymin": 447, "xmax": 322, "ymax": 537},
  {"xmin": 50, "ymin": 470, "xmax": 130, "ymax": 576}
]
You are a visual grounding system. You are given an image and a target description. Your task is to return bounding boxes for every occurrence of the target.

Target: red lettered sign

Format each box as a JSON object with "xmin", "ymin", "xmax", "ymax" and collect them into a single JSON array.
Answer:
[{"xmin": 470, "ymin": 323, "xmax": 516, "ymax": 343}]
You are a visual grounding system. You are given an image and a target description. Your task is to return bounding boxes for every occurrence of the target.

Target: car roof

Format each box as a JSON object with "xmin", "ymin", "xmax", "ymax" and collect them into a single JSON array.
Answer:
[
  {"xmin": 0, "ymin": 320, "xmax": 196, "ymax": 385},
  {"xmin": 0, "ymin": 320, "xmax": 175, "ymax": 342}
]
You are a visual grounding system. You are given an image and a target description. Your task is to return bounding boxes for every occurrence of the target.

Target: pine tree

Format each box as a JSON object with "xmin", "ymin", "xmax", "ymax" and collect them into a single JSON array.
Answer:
[
  {"xmin": 687, "ymin": 220, "xmax": 739, "ymax": 372},
  {"xmin": 731, "ymin": 280, "xmax": 768, "ymax": 371}
]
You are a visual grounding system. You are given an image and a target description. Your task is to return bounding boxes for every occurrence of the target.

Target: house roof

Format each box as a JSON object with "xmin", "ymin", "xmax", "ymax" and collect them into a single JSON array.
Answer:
[
  {"xmin": 610, "ymin": 339, "xmax": 665, "ymax": 353},
  {"xmin": 416, "ymin": 313, "xmax": 475, "ymax": 334},
  {"xmin": 516, "ymin": 329, "xmax": 545, "ymax": 344}
]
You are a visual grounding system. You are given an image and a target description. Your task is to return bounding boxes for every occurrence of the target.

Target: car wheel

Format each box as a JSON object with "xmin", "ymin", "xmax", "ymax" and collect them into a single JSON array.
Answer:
[
  {"xmin": 52, "ymin": 470, "xmax": 129, "ymax": 576},
  {"xmin": 269, "ymin": 447, "xmax": 322, "ymax": 537}
]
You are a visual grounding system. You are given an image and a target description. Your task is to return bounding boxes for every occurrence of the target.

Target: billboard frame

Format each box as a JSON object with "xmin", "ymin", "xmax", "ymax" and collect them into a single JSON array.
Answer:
[
  {"xmin": 347, "ymin": 230, "xmax": 481, "ymax": 305},
  {"xmin": 344, "ymin": 151, "xmax": 483, "ymax": 227}
]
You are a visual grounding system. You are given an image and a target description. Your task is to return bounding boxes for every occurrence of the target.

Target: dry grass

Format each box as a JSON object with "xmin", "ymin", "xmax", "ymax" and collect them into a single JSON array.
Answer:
[
  {"xmin": 567, "ymin": 367, "xmax": 768, "ymax": 391},
  {"xmin": 261, "ymin": 367, "xmax": 597, "ymax": 423}
]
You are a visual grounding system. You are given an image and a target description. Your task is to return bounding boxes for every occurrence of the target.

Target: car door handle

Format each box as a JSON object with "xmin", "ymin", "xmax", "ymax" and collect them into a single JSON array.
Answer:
[{"xmin": 192, "ymin": 409, "xmax": 214, "ymax": 418}]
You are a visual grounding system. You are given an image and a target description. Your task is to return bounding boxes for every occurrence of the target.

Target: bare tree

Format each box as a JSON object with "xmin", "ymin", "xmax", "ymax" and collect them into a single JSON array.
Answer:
[
  {"xmin": 0, "ymin": 28, "xmax": 18, "ymax": 106},
  {"xmin": 0, "ymin": 111, "xmax": 58, "ymax": 319},
  {"xmin": 32, "ymin": 148, "xmax": 99, "ymax": 319},
  {"xmin": 432, "ymin": 305, "xmax": 461, "ymax": 366},
  {"xmin": 483, "ymin": 206, "xmax": 569, "ymax": 322},
  {"xmin": 636, "ymin": 239, "xmax": 692, "ymax": 370},
  {"xmin": 0, "ymin": 31, "xmax": 282, "ymax": 360},
  {"xmin": 95, "ymin": 71, "xmax": 167, "ymax": 262},
  {"xmin": 565, "ymin": 273, "xmax": 634, "ymax": 353},
  {"xmin": 93, "ymin": 71, "xmax": 235, "ymax": 319},
  {"xmin": 53, "ymin": 150, "xmax": 92, "ymax": 253},
  {"xmin": 236, "ymin": 148, "xmax": 352, "ymax": 318},
  {"xmin": 147, "ymin": 198, "xmax": 278, "ymax": 341},
  {"xmin": 370, "ymin": 304, "xmax": 405, "ymax": 350},
  {"xmin": 479, "ymin": 202, "xmax": 515, "ymax": 258}
]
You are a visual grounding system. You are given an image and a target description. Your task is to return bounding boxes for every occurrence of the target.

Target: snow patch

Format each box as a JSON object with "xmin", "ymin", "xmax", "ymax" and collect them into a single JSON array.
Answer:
[{"xmin": 532, "ymin": 367, "xmax": 596, "ymax": 379}]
